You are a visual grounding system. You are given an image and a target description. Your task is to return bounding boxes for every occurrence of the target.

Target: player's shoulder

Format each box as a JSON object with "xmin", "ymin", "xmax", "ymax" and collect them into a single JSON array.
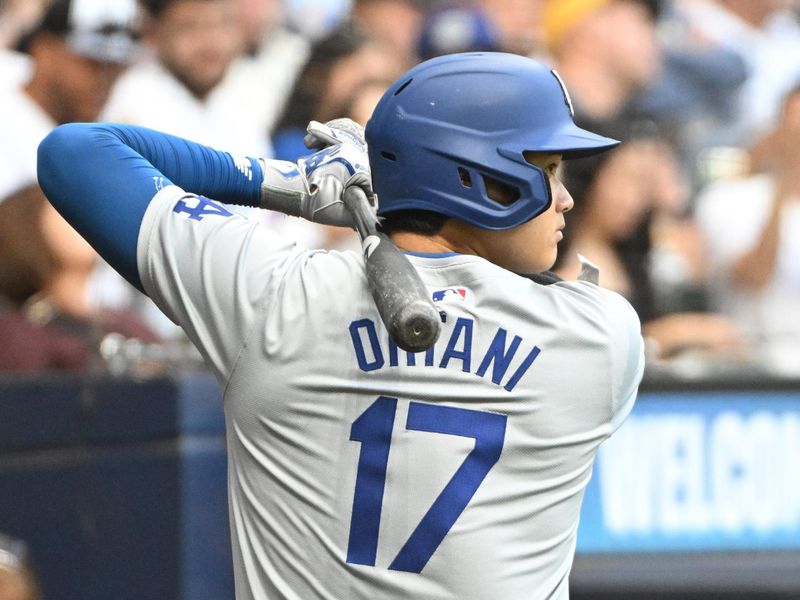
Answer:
[
  {"xmin": 295, "ymin": 247, "xmax": 365, "ymax": 282},
  {"xmin": 544, "ymin": 278, "xmax": 640, "ymax": 326},
  {"xmin": 547, "ymin": 280, "xmax": 645, "ymax": 398},
  {"xmin": 535, "ymin": 278, "xmax": 643, "ymax": 358},
  {"xmin": 259, "ymin": 247, "xmax": 369, "ymax": 315}
]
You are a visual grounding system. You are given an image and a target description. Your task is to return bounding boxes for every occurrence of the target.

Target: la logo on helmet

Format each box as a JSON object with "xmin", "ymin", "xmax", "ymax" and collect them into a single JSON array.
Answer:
[{"xmin": 550, "ymin": 70, "xmax": 575, "ymax": 117}]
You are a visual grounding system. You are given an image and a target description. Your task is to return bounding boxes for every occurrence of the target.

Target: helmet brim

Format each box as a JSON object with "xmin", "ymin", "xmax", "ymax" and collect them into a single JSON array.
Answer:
[{"xmin": 501, "ymin": 122, "xmax": 620, "ymax": 160}]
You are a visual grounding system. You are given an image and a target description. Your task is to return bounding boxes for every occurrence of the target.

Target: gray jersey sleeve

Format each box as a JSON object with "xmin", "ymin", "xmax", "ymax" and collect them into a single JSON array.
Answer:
[{"xmin": 136, "ymin": 185, "xmax": 301, "ymax": 385}]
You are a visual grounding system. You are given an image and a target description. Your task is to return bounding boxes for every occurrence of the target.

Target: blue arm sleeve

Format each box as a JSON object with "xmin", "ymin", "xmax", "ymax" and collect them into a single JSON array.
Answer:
[{"xmin": 37, "ymin": 123, "xmax": 264, "ymax": 292}]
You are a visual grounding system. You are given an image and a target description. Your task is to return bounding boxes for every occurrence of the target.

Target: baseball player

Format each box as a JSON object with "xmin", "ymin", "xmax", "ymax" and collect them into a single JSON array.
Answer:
[{"xmin": 38, "ymin": 53, "xmax": 644, "ymax": 599}]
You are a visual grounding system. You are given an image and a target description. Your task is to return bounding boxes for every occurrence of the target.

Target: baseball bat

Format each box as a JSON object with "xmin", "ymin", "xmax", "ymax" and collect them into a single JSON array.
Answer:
[{"xmin": 343, "ymin": 185, "xmax": 442, "ymax": 353}]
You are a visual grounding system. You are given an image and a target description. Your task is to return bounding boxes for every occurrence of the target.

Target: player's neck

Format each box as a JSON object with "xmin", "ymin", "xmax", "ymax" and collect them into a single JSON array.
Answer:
[
  {"xmin": 390, "ymin": 230, "xmax": 479, "ymax": 257},
  {"xmin": 391, "ymin": 231, "xmax": 458, "ymax": 254}
]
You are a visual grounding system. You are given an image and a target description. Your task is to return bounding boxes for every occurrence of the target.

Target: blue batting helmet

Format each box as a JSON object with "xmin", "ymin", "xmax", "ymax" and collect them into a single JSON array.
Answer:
[{"xmin": 365, "ymin": 52, "xmax": 620, "ymax": 230}]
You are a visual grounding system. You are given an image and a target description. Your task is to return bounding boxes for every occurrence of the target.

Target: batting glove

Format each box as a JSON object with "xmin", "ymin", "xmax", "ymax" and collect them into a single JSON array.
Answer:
[
  {"xmin": 304, "ymin": 118, "xmax": 367, "ymax": 152},
  {"xmin": 259, "ymin": 120, "xmax": 375, "ymax": 228}
]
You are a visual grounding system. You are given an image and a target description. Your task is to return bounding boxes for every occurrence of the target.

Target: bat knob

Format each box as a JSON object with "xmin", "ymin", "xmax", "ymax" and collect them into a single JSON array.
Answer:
[{"xmin": 389, "ymin": 300, "xmax": 442, "ymax": 353}]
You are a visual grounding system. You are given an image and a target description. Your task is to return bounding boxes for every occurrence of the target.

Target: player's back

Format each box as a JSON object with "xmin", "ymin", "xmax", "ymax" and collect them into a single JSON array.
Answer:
[{"xmin": 223, "ymin": 249, "xmax": 643, "ymax": 600}]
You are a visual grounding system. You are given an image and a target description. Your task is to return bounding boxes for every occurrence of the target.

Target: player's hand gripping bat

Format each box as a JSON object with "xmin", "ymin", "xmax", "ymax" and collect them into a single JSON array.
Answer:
[{"xmin": 259, "ymin": 119, "xmax": 441, "ymax": 352}]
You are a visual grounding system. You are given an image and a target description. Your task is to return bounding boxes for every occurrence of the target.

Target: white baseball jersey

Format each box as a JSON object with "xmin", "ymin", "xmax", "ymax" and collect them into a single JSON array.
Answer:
[
  {"xmin": 101, "ymin": 60, "xmax": 272, "ymax": 159},
  {"xmin": 137, "ymin": 185, "xmax": 645, "ymax": 600},
  {"xmin": 0, "ymin": 77, "xmax": 54, "ymax": 201}
]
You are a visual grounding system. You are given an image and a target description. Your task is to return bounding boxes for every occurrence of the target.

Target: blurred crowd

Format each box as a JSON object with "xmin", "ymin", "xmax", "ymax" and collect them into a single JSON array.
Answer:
[{"xmin": 1, "ymin": 0, "xmax": 800, "ymax": 380}]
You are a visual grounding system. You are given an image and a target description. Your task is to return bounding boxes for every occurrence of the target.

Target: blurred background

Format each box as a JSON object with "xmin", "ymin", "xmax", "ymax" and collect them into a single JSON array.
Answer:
[{"xmin": 1, "ymin": 0, "xmax": 800, "ymax": 598}]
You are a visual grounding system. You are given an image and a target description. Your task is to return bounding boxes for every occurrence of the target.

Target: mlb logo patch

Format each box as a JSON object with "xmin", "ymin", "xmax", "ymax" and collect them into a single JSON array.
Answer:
[{"xmin": 432, "ymin": 287, "xmax": 469, "ymax": 303}]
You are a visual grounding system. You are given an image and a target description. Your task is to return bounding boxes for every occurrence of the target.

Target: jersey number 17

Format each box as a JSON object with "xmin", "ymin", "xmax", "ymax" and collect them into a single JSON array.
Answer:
[{"xmin": 346, "ymin": 396, "xmax": 507, "ymax": 573}]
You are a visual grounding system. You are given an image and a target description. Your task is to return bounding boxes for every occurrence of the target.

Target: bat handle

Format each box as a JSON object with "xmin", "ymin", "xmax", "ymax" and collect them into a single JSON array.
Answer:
[
  {"xmin": 344, "ymin": 185, "xmax": 376, "ymax": 239},
  {"xmin": 344, "ymin": 186, "xmax": 442, "ymax": 353}
]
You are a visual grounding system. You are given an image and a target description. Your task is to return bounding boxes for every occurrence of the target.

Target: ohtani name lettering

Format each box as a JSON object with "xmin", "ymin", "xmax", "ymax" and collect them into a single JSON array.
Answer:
[{"xmin": 348, "ymin": 317, "xmax": 541, "ymax": 392}]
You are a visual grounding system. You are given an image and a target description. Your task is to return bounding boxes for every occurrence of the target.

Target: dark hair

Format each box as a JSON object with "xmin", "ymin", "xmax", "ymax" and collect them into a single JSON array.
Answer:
[
  {"xmin": 638, "ymin": 0, "xmax": 663, "ymax": 20},
  {"xmin": 16, "ymin": 0, "xmax": 140, "ymax": 57},
  {"xmin": 26, "ymin": 0, "xmax": 72, "ymax": 36},
  {"xmin": 337, "ymin": 77, "xmax": 394, "ymax": 122},
  {"xmin": 274, "ymin": 20, "xmax": 373, "ymax": 131},
  {"xmin": 15, "ymin": 0, "xmax": 72, "ymax": 53},
  {"xmin": 139, "ymin": 0, "xmax": 176, "ymax": 17},
  {"xmin": 557, "ymin": 119, "xmax": 667, "ymax": 320},
  {"xmin": 561, "ymin": 117, "xmax": 663, "ymax": 209},
  {"xmin": 139, "ymin": 0, "xmax": 215, "ymax": 18},
  {"xmin": 378, "ymin": 209, "xmax": 449, "ymax": 236}
]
